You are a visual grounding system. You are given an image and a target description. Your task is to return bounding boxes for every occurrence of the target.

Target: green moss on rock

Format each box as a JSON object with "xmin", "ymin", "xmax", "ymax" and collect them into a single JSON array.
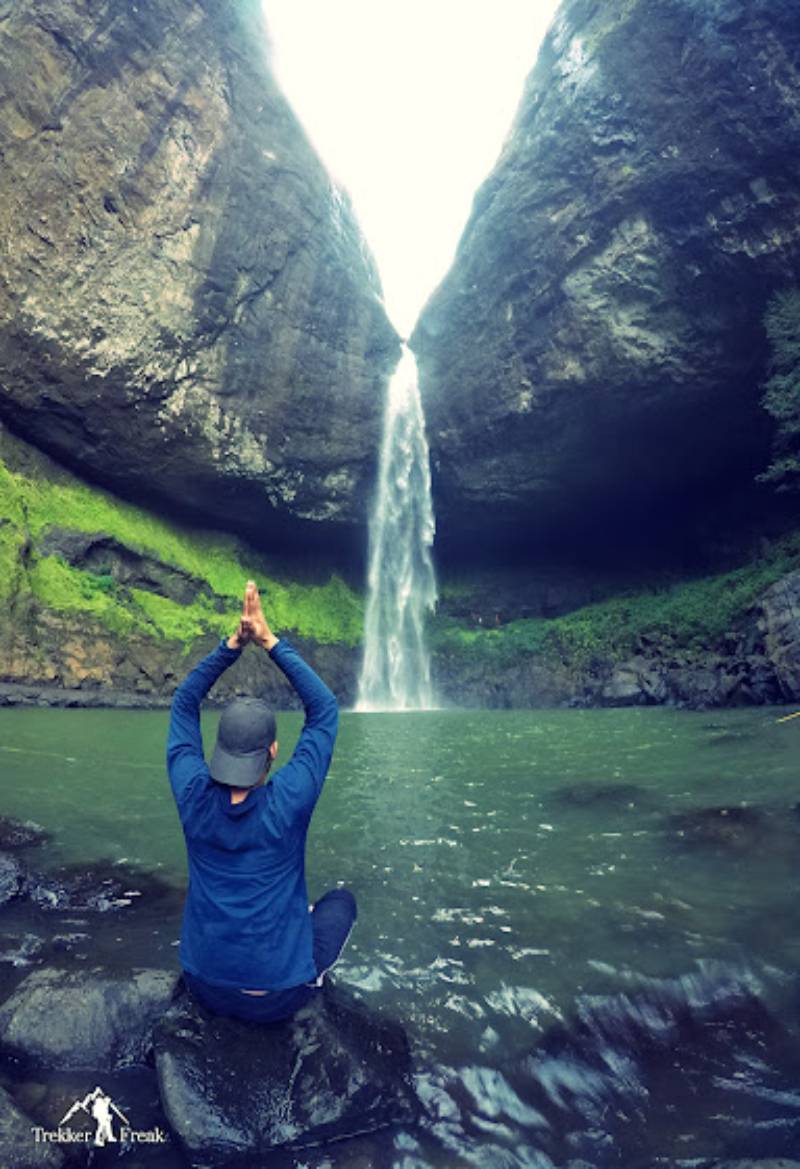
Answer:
[
  {"xmin": 432, "ymin": 533, "xmax": 800, "ymax": 668},
  {"xmin": 0, "ymin": 434, "xmax": 364, "ymax": 648}
]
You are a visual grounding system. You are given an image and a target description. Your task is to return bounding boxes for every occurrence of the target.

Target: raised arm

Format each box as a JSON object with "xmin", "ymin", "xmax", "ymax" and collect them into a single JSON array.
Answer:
[
  {"xmin": 242, "ymin": 582, "xmax": 338, "ymax": 825},
  {"xmin": 166, "ymin": 628, "xmax": 244, "ymax": 806}
]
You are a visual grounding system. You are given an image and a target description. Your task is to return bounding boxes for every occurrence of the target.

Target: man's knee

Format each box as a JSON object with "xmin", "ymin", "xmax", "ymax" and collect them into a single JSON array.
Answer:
[
  {"xmin": 316, "ymin": 886, "xmax": 357, "ymax": 920},
  {"xmin": 333, "ymin": 886, "xmax": 357, "ymax": 919}
]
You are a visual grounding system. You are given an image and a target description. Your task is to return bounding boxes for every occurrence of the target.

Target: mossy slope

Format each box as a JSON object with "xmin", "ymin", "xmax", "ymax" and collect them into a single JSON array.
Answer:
[
  {"xmin": 0, "ymin": 429, "xmax": 363, "ymax": 650},
  {"xmin": 432, "ymin": 533, "xmax": 800, "ymax": 669}
]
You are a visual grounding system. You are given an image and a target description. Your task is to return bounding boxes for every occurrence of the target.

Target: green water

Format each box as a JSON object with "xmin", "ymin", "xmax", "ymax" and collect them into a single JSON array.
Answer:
[{"xmin": 1, "ymin": 702, "xmax": 799, "ymax": 1072}]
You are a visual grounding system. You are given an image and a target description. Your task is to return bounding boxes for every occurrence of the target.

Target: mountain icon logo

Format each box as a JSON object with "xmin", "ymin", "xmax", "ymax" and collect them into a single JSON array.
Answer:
[{"xmin": 59, "ymin": 1086, "xmax": 129, "ymax": 1147}]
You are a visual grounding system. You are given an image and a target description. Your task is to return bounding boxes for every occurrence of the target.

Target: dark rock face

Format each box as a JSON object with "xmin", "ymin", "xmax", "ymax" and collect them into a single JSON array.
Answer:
[
  {"xmin": 38, "ymin": 526, "xmax": 213, "ymax": 606},
  {"xmin": 433, "ymin": 638, "xmax": 783, "ymax": 710},
  {"xmin": 760, "ymin": 569, "xmax": 800, "ymax": 699},
  {"xmin": 0, "ymin": 1085, "xmax": 64, "ymax": 1169},
  {"xmin": 412, "ymin": 0, "xmax": 800, "ymax": 557},
  {"xmin": 155, "ymin": 985, "xmax": 416, "ymax": 1161},
  {"xmin": 0, "ymin": 612, "xmax": 360, "ymax": 708},
  {"xmin": 0, "ymin": 967, "xmax": 177, "ymax": 1071},
  {"xmin": 0, "ymin": 0, "xmax": 399, "ymax": 554},
  {"xmin": 433, "ymin": 567, "xmax": 800, "ymax": 708}
]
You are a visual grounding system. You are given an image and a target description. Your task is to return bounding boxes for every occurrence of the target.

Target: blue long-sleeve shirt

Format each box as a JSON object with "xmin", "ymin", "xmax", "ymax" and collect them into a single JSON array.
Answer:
[{"xmin": 166, "ymin": 638, "xmax": 339, "ymax": 990}]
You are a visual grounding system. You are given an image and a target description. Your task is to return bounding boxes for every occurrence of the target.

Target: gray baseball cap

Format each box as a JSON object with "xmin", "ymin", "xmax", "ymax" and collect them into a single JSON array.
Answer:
[{"xmin": 210, "ymin": 697, "xmax": 277, "ymax": 788}]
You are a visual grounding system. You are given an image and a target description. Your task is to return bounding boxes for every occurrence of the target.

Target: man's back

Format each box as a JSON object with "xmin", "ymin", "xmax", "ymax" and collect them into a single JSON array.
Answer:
[{"xmin": 167, "ymin": 633, "xmax": 338, "ymax": 992}]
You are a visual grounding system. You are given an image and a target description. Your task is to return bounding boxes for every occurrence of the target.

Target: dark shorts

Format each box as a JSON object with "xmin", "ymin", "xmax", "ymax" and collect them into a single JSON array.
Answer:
[{"xmin": 183, "ymin": 887, "xmax": 357, "ymax": 1024}]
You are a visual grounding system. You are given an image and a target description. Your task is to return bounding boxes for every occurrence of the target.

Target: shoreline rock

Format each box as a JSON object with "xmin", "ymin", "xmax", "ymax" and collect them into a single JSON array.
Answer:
[
  {"xmin": 0, "ymin": 1085, "xmax": 64, "ymax": 1168},
  {"xmin": 0, "ymin": 968, "xmax": 177, "ymax": 1072},
  {"xmin": 156, "ymin": 983, "xmax": 417, "ymax": 1161}
]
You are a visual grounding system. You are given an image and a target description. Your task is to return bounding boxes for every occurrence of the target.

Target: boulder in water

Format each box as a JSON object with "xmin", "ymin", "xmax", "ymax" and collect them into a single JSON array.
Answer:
[
  {"xmin": 0, "ymin": 1084, "xmax": 64, "ymax": 1168},
  {"xmin": 155, "ymin": 983, "xmax": 417, "ymax": 1161},
  {"xmin": 0, "ymin": 817, "xmax": 49, "ymax": 852},
  {"xmin": 0, "ymin": 853, "xmax": 24, "ymax": 908},
  {"xmin": 25, "ymin": 859, "xmax": 179, "ymax": 915},
  {"xmin": 0, "ymin": 967, "xmax": 176, "ymax": 1071},
  {"xmin": 506, "ymin": 965, "xmax": 798, "ymax": 1166},
  {"xmin": 0, "ymin": 933, "xmax": 44, "ymax": 969}
]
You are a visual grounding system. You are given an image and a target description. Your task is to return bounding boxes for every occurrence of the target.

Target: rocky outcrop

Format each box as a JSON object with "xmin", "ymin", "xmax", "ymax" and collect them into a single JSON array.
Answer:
[
  {"xmin": 0, "ymin": 612, "xmax": 360, "ymax": 707},
  {"xmin": 0, "ymin": 0, "xmax": 399, "ymax": 555},
  {"xmin": 0, "ymin": 967, "xmax": 176, "ymax": 1070},
  {"xmin": 0, "ymin": 854, "xmax": 24, "ymax": 908},
  {"xmin": 433, "ymin": 565, "xmax": 800, "ymax": 710},
  {"xmin": 0, "ymin": 818, "xmax": 49, "ymax": 852},
  {"xmin": 760, "ymin": 569, "xmax": 800, "ymax": 698},
  {"xmin": 433, "ymin": 633, "xmax": 784, "ymax": 710},
  {"xmin": 412, "ymin": 0, "xmax": 800, "ymax": 557},
  {"xmin": 155, "ymin": 985, "xmax": 416, "ymax": 1161},
  {"xmin": 0, "ymin": 1086, "xmax": 64, "ymax": 1169}
]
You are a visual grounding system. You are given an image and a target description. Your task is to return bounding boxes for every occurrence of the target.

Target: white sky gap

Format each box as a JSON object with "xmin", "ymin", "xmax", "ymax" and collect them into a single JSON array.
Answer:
[{"xmin": 263, "ymin": 1, "xmax": 560, "ymax": 334}]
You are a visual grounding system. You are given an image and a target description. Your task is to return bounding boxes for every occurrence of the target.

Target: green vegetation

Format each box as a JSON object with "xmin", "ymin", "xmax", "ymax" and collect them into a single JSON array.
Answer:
[
  {"xmin": 431, "ymin": 532, "xmax": 800, "ymax": 668},
  {"xmin": 759, "ymin": 288, "xmax": 800, "ymax": 490},
  {"xmin": 0, "ymin": 445, "xmax": 364, "ymax": 647},
  {"xmin": 27, "ymin": 557, "xmax": 139, "ymax": 637}
]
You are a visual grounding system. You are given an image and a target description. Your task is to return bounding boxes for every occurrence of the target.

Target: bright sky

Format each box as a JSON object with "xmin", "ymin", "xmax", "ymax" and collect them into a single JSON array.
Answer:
[{"xmin": 262, "ymin": 1, "xmax": 561, "ymax": 335}]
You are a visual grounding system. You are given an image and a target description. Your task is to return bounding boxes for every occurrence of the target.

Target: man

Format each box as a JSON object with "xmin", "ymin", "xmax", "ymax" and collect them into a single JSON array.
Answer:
[{"xmin": 166, "ymin": 580, "xmax": 356, "ymax": 1022}]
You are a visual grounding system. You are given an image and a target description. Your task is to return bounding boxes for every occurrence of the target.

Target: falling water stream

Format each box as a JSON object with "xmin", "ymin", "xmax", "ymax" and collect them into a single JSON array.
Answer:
[{"xmin": 357, "ymin": 346, "xmax": 438, "ymax": 711}]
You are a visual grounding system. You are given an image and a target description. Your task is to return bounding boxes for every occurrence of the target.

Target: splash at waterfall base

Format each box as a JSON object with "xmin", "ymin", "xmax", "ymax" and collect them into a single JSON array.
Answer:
[{"xmin": 357, "ymin": 348, "xmax": 438, "ymax": 712}]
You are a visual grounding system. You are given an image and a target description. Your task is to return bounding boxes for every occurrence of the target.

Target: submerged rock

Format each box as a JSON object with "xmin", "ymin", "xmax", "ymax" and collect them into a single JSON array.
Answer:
[
  {"xmin": 667, "ymin": 804, "xmax": 767, "ymax": 850},
  {"xmin": 0, "ymin": 967, "xmax": 176, "ymax": 1071},
  {"xmin": 0, "ymin": 853, "xmax": 24, "ymax": 908},
  {"xmin": 25, "ymin": 859, "xmax": 178, "ymax": 914},
  {"xmin": 0, "ymin": 1084, "xmax": 64, "ymax": 1168},
  {"xmin": 0, "ymin": 817, "xmax": 49, "ymax": 852},
  {"xmin": 155, "ymin": 984, "xmax": 417, "ymax": 1162},
  {"xmin": 418, "ymin": 965, "xmax": 799, "ymax": 1168},
  {"xmin": 545, "ymin": 781, "xmax": 653, "ymax": 811},
  {"xmin": 0, "ymin": 933, "xmax": 45, "ymax": 969}
]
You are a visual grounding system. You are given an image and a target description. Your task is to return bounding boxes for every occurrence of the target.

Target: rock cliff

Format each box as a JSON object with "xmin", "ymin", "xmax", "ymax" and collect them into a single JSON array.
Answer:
[
  {"xmin": 412, "ymin": 0, "xmax": 800, "ymax": 559},
  {"xmin": 0, "ymin": 0, "xmax": 399, "ymax": 556}
]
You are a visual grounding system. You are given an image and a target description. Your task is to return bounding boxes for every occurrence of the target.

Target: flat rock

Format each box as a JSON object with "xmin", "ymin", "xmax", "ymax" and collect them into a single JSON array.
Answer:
[
  {"xmin": 0, "ymin": 1084, "xmax": 64, "ymax": 1168},
  {"xmin": 155, "ymin": 984, "xmax": 417, "ymax": 1163},
  {"xmin": 0, "ymin": 967, "xmax": 177, "ymax": 1071}
]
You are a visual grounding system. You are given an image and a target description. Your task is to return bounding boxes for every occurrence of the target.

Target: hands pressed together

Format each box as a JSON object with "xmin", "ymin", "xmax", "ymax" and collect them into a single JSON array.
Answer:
[{"xmin": 227, "ymin": 581, "xmax": 279, "ymax": 653}]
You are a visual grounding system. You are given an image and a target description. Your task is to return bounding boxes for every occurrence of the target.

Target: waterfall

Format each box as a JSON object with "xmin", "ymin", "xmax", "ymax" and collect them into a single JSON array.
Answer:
[{"xmin": 356, "ymin": 346, "xmax": 437, "ymax": 711}]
